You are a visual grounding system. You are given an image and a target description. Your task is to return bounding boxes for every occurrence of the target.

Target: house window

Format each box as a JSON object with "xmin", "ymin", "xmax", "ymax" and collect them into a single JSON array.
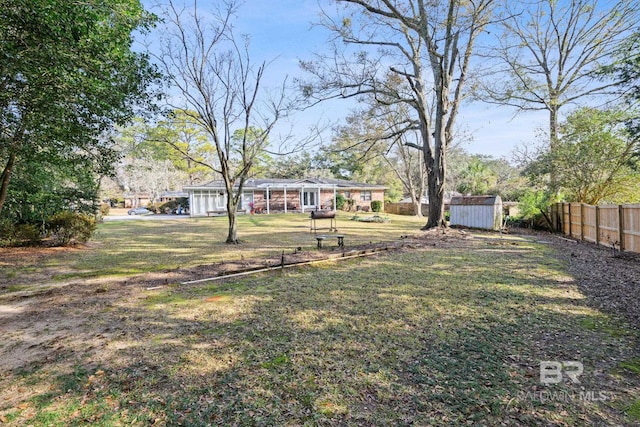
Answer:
[
  {"xmin": 343, "ymin": 191, "xmax": 351, "ymax": 199},
  {"xmin": 303, "ymin": 191, "xmax": 316, "ymax": 206},
  {"xmin": 360, "ymin": 190, "xmax": 371, "ymax": 201}
]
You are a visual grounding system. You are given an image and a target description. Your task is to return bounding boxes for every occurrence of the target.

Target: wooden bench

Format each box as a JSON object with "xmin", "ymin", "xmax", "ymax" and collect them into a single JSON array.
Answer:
[{"xmin": 315, "ymin": 234, "xmax": 344, "ymax": 249}]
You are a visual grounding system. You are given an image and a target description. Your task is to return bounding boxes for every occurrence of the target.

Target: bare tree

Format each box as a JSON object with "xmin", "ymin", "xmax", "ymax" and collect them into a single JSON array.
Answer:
[
  {"xmin": 479, "ymin": 0, "xmax": 640, "ymax": 150},
  {"xmin": 155, "ymin": 0, "xmax": 295, "ymax": 243},
  {"xmin": 388, "ymin": 129, "xmax": 426, "ymax": 217},
  {"xmin": 325, "ymin": 101, "xmax": 426, "ymax": 215},
  {"xmin": 302, "ymin": 0, "xmax": 495, "ymax": 228},
  {"xmin": 359, "ymin": 100, "xmax": 428, "ymax": 217}
]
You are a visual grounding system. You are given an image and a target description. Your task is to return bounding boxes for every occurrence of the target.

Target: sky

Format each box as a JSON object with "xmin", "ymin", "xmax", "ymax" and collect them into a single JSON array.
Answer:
[{"xmin": 139, "ymin": 0, "xmax": 551, "ymax": 160}]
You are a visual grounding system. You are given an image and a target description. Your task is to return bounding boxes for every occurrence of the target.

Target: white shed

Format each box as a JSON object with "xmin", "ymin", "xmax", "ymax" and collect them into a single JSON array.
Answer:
[{"xmin": 450, "ymin": 196, "xmax": 503, "ymax": 230}]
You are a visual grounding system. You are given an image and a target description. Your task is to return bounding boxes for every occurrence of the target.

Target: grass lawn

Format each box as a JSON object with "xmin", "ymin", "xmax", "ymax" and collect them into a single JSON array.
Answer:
[
  {"xmin": 0, "ymin": 213, "xmax": 638, "ymax": 426},
  {"xmin": 0, "ymin": 212, "xmax": 426, "ymax": 288}
]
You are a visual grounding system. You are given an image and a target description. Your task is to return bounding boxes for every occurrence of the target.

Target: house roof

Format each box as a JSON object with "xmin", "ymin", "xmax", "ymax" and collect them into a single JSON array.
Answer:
[
  {"xmin": 160, "ymin": 191, "xmax": 188, "ymax": 198},
  {"xmin": 184, "ymin": 178, "xmax": 388, "ymax": 191}
]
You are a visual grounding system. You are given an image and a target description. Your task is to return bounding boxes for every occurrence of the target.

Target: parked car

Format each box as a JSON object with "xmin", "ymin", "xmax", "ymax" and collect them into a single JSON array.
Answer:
[{"xmin": 127, "ymin": 207, "xmax": 151, "ymax": 215}]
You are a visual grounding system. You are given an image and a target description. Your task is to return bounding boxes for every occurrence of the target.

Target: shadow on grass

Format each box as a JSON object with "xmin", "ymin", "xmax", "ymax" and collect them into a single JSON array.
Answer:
[{"xmin": 1, "ymin": 239, "xmax": 639, "ymax": 426}]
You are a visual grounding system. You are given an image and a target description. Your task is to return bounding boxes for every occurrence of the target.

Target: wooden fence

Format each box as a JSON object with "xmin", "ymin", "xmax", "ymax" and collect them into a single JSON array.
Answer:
[
  {"xmin": 385, "ymin": 202, "xmax": 430, "ymax": 216},
  {"xmin": 551, "ymin": 202, "xmax": 640, "ymax": 253}
]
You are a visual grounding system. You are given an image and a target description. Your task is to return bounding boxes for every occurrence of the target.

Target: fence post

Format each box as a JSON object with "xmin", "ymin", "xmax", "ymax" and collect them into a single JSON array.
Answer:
[
  {"xmin": 579, "ymin": 203, "xmax": 585, "ymax": 241},
  {"xmin": 568, "ymin": 203, "xmax": 572, "ymax": 237},
  {"xmin": 595, "ymin": 206, "xmax": 600, "ymax": 246},
  {"xmin": 618, "ymin": 204, "xmax": 625, "ymax": 252}
]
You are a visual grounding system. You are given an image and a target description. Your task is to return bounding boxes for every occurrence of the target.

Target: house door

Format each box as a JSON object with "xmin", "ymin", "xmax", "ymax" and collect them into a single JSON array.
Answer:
[
  {"xmin": 302, "ymin": 190, "xmax": 317, "ymax": 209},
  {"xmin": 240, "ymin": 192, "xmax": 253, "ymax": 211}
]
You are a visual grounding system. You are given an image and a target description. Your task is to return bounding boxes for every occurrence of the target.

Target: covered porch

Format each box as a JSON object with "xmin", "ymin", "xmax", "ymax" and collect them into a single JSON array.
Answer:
[{"xmin": 250, "ymin": 183, "xmax": 337, "ymax": 214}]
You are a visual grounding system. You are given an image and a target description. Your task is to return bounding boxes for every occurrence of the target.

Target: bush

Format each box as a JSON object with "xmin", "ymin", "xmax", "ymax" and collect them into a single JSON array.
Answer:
[
  {"xmin": 158, "ymin": 199, "xmax": 180, "ymax": 214},
  {"xmin": 99, "ymin": 203, "xmax": 110, "ymax": 217},
  {"xmin": 158, "ymin": 197, "xmax": 189, "ymax": 214},
  {"xmin": 370, "ymin": 200, "xmax": 382, "ymax": 212},
  {"xmin": 343, "ymin": 198, "xmax": 355, "ymax": 212},
  {"xmin": 0, "ymin": 219, "xmax": 41, "ymax": 247},
  {"xmin": 336, "ymin": 193, "xmax": 346, "ymax": 210},
  {"xmin": 47, "ymin": 212, "xmax": 97, "ymax": 246}
]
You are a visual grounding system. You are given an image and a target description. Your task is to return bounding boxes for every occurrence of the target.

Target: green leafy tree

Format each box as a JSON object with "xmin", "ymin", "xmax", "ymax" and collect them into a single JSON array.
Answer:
[
  {"xmin": 149, "ymin": 111, "xmax": 217, "ymax": 185},
  {"xmin": 3, "ymin": 153, "xmax": 102, "ymax": 228},
  {"xmin": 447, "ymin": 148, "xmax": 526, "ymax": 201},
  {"xmin": 456, "ymin": 158, "xmax": 497, "ymax": 195},
  {"xmin": 320, "ymin": 107, "xmax": 407, "ymax": 205},
  {"xmin": 601, "ymin": 31, "xmax": 640, "ymax": 145},
  {"xmin": 113, "ymin": 119, "xmax": 185, "ymax": 207},
  {"xmin": 551, "ymin": 107, "xmax": 640, "ymax": 204},
  {"xmin": 601, "ymin": 31, "xmax": 640, "ymax": 102},
  {"xmin": 0, "ymin": 0, "xmax": 160, "ymax": 217}
]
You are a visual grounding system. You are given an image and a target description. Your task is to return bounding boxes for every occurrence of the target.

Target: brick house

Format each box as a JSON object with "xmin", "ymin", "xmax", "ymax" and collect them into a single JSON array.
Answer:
[{"xmin": 183, "ymin": 178, "xmax": 387, "ymax": 216}]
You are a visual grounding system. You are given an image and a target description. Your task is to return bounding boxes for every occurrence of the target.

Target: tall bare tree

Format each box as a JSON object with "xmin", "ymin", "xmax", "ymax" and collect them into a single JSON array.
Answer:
[
  {"xmin": 480, "ymin": 0, "xmax": 640, "ymax": 150},
  {"xmin": 156, "ymin": 0, "xmax": 293, "ymax": 243},
  {"xmin": 388, "ymin": 128, "xmax": 427, "ymax": 217},
  {"xmin": 302, "ymin": 0, "xmax": 495, "ymax": 228}
]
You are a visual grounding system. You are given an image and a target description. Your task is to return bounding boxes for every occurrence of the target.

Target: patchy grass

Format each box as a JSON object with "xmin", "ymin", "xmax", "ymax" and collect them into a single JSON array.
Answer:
[
  {"xmin": 619, "ymin": 359, "xmax": 640, "ymax": 375},
  {"xmin": 0, "ymin": 218, "xmax": 638, "ymax": 425},
  {"xmin": 0, "ymin": 212, "xmax": 425, "ymax": 289}
]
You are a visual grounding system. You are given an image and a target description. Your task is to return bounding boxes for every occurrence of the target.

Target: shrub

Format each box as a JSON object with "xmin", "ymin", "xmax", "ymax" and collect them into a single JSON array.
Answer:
[
  {"xmin": 0, "ymin": 219, "xmax": 41, "ymax": 247},
  {"xmin": 343, "ymin": 198, "xmax": 355, "ymax": 212},
  {"xmin": 336, "ymin": 194, "xmax": 346, "ymax": 210},
  {"xmin": 47, "ymin": 212, "xmax": 97, "ymax": 246},
  {"xmin": 99, "ymin": 203, "xmax": 110, "ymax": 217},
  {"xmin": 159, "ymin": 197, "xmax": 189, "ymax": 214},
  {"xmin": 370, "ymin": 200, "xmax": 382, "ymax": 212}
]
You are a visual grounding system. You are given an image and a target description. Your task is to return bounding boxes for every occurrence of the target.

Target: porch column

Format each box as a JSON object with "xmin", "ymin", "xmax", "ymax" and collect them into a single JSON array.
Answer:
[
  {"xmin": 317, "ymin": 186, "xmax": 321, "ymax": 210},
  {"xmin": 333, "ymin": 185, "xmax": 337, "ymax": 212},
  {"xmin": 266, "ymin": 186, "xmax": 270, "ymax": 214},
  {"xmin": 284, "ymin": 186, "xmax": 287, "ymax": 213},
  {"xmin": 301, "ymin": 185, "xmax": 305, "ymax": 213}
]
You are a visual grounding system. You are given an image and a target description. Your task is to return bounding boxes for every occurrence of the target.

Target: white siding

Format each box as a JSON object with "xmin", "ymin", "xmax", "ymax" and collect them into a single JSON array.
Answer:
[
  {"xmin": 189, "ymin": 190, "xmax": 225, "ymax": 216},
  {"xmin": 450, "ymin": 201, "xmax": 502, "ymax": 230}
]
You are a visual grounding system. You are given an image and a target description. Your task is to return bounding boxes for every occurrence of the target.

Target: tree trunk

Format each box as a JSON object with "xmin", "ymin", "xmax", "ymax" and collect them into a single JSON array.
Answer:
[
  {"xmin": 422, "ymin": 68, "xmax": 449, "ymax": 229},
  {"xmin": 407, "ymin": 179, "xmax": 423, "ymax": 217},
  {"xmin": 549, "ymin": 105, "xmax": 560, "ymax": 189},
  {"xmin": 226, "ymin": 211, "xmax": 238, "ymax": 244},
  {"xmin": 424, "ymin": 169, "xmax": 446, "ymax": 229},
  {"xmin": 225, "ymin": 194, "xmax": 239, "ymax": 244},
  {"xmin": 421, "ymin": 128, "xmax": 447, "ymax": 229},
  {"xmin": 549, "ymin": 107, "xmax": 559, "ymax": 150},
  {"xmin": 0, "ymin": 152, "xmax": 16, "ymax": 215},
  {"xmin": 412, "ymin": 197, "xmax": 423, "ymax": 217}
]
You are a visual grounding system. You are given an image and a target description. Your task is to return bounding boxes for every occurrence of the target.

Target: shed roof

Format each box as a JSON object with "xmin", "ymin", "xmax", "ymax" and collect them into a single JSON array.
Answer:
[{"xmin": 450, "ymin": 195, "xmax": 502, "ymax": 206}]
